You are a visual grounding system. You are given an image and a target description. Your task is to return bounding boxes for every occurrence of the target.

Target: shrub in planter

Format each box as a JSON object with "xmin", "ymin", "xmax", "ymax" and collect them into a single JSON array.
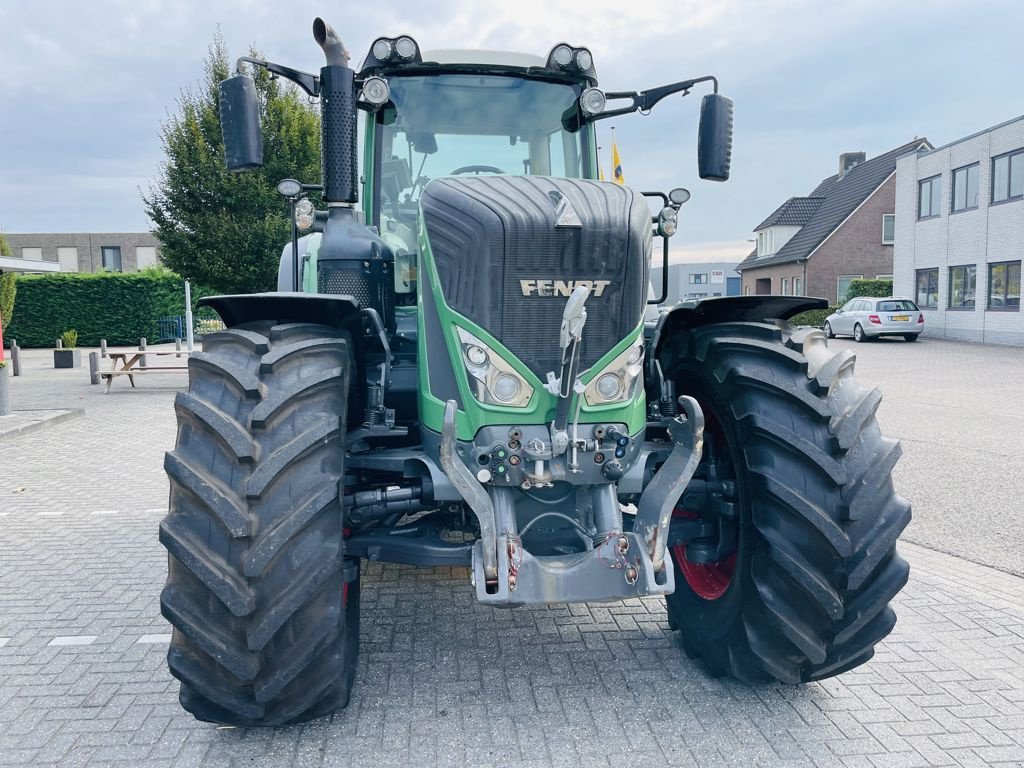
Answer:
[{"xmin": 54, "ymin": 329, "xmax": 81, "ymax": 369}]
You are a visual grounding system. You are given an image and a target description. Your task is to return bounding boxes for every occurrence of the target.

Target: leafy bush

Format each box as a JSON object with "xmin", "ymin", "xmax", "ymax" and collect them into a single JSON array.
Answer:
[
  {"xmin": 789, "ymin": 306, "xmax": 838, "ymax": 328},
  {"xmin": 0, "ymin": 233, "xmax": 15, "ymax": 328},
  {"xmin": 5, "ymin": 272, "xmax": 214, "ymax": 348},
  {"xmin": 846, "ymin": 279, "xmax": 892, "ymax": 302},
  {"xmin": 60, "ymin": 330, "xmax": 79, "ymax": 349}
]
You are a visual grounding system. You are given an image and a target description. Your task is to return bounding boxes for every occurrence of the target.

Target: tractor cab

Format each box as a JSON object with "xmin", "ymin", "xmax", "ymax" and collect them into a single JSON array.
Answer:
[{"xmin": 357, "ymin": 42, "xmax": 600, "ymax": 304}]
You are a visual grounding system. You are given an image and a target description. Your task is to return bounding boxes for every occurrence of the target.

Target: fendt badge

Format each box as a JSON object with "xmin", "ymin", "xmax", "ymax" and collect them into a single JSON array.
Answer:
[
  {"xmin": 548, "ymin": 190, "xmax": 583, "ymax": 228},
  {"xmin": 520, "ymin": 279, "xmax": 611, "ymax": 297}
]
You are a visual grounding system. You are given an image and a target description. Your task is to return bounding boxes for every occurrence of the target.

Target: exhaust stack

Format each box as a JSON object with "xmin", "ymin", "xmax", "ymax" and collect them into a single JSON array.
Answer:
[{"xmin": 312, "ymin": 18, "xmax": 357, "ymax": 203}]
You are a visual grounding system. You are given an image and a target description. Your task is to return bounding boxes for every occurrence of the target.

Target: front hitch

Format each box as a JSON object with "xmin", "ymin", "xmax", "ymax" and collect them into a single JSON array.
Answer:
[
  {"xmin": 438, "ymin": 400, "xmax": 499, "ymax": 584},
  {"xmin": 633, "ymin": 395, "xmax": 705, "ymax": 575}
]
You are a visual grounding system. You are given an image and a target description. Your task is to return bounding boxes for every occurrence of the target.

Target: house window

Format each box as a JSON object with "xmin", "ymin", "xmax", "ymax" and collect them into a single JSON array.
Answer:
[
  {"xmin": 918, "ymin": 176, "xmax": 942, "ymax": 219},
  {"xmin": 689, "ymin": 273, "xmax": 708, "ymax": 284},
  {"xmin": 101, "ymin": 246, "xmax": 123, "ymax": 272},
  {"xmin": 915, "ymin": 268, "xmax": 938, "ymax": 308},
  {"xmin": 21, "ymin": 247, "xmax": 43, "ymax": 260},
  {"xmin": 992, "ymin": 149, "xmax": 1024, "ymax": 204},
  {"xmin": 836, "ymin": 275, "xmax": 862, "ymax": 304},
  {"xmin": 780, "ymin": 277, "xmax": 789, "ymax": 295},
  {"xmin": 881, "ymin": 214, "xmax": 895, "ymax": 244},
  {"xmin": 952, "ymin": 163, "xmax": 979, "ymax": 211},
  {"xmin": 948, "ymin": 265, "xmax": 976, "ymax": 310},
  {"xmin": 793, "ymin": 277, "xmax": 801, "ymax": 295},
  {"xmin": 876, "ymin": 274, "xmax": 893, "ymax": 280},
  {"xmin": 988, "ymin": 261, "xmax": 1021, "ymax": 311},
  {"xmin": 744, "ymin": 285, "xmax": 751, "ymax": 295}
]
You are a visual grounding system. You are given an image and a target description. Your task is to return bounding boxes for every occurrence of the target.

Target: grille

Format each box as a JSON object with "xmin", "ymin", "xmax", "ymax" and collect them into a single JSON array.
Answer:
[
  {"xmin": 318, "ymin": 260, "xmax": 394, "ymax": 322},
  {"xmin": 421, "ymin": 177, "xmax": 650, "ymax": 378},
  {"xmin": 319, "ymin": 263, "xmax": 371, "ymax": 306}
]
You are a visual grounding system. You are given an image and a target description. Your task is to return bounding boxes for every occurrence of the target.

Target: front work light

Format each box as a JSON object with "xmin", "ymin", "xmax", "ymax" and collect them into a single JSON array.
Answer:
[
  {"xmin": 276, "ymin": 178, "xmax": 302, "ymax": 197},
  {"xmin": 552, "ymin": 45, "xmax": 573, "ymax": 67},
  {"xmin": 580, "ymin": 87, "xmax": 606, "ymax": 116},
  {"xmin": 360, "ymin": 76, "xmax": 390, "ymax": 106}
]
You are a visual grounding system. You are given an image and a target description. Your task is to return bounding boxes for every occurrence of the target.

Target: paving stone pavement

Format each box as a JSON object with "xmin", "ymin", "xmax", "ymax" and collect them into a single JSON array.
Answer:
[{"xmin": 0, "ymin": 345, "xmax": 1022, "ymax": 767}]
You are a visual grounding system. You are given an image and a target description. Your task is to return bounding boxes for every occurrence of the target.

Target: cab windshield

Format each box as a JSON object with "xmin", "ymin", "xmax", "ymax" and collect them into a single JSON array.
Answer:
[{"xmin": 372, "ymin": 73, "xmax": 590, "ymax": 274}]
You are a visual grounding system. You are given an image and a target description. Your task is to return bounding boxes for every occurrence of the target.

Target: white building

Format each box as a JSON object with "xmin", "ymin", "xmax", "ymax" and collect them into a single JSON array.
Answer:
[
  {"xmin": 649, "ymin": 261, "xmax": 743, "ymax": 304},
  {"xmin": 893, "ymin": 116, "xmax": 1023, "ymax": 345}
]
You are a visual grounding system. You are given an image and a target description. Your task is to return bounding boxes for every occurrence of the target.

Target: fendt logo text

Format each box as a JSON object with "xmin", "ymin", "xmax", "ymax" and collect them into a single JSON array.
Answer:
[{"xmin": 519, "ymin": 279, "xmax": 611, "ymax": 297}]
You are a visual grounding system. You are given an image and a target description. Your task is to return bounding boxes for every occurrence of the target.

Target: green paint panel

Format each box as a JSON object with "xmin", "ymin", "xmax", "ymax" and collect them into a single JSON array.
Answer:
[{"xmin": 417, "ymin": 221, "xmax": 645, "ymax": 441}]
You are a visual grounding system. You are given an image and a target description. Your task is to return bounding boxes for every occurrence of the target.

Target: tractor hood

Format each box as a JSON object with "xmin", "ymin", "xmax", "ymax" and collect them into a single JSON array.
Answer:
[{"xmin": 420, "ymin": 176, "xmax": 651, "ymax": 379}]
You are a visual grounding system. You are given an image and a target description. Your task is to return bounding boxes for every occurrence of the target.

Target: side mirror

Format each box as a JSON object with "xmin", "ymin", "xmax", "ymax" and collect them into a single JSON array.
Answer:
[
  {"xmin": 697, "ymin": 93, "xmax": 733, "ymax": 182},
  {"xmin": 219, "ymin": 74, "xmax": 263, "ymax": 171}
]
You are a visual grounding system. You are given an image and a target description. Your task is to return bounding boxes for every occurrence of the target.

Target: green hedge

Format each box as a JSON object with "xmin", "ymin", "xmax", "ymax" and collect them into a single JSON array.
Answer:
[
  {"xmin": 789, "ymin": 306, "xmax": 838, "ymax": 328},
  {"xmin": 5, "ymin": 270, "xmax": 215, "ymax": 348},
  {"xmin": 846, "ymin": 279, "xmax": 892, "ymax": 302}
]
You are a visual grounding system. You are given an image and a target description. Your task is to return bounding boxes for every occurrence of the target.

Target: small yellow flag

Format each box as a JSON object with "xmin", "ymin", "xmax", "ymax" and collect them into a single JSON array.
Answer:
[{"xmin": 611, "ymin": 133, "xmax": 624, "ymax": 185}]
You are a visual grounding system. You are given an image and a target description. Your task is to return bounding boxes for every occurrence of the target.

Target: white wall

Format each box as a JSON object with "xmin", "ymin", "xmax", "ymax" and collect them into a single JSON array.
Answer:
[{"xmin": 893, "ymin": 116, "xmax": 1024, "ymax": 346}]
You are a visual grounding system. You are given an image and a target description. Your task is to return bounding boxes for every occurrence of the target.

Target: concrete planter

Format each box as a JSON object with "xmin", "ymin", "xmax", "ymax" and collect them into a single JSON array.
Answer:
[
  {"xmin": 0, "ymin": 365, "xmax": 10, "ymax": 416},
  {"xmin": 54, "ymin": 349, "xmax": 81, "ymax": 369}
]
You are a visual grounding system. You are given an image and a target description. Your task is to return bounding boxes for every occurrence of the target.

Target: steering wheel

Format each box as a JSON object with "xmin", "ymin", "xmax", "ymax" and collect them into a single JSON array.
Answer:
[{"xmin": 451, "ymin": 165, "xmax": 505, "ymax": 175}]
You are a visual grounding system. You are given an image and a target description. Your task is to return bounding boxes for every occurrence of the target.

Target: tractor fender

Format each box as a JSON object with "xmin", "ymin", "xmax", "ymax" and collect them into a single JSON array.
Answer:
[
  {"xmin": 648, "ymin": 295, "xmax": 827, "ymax": 364},
  {"xmin": 198, "ymin": 292, "xmax": 362, "ymax": 330}
]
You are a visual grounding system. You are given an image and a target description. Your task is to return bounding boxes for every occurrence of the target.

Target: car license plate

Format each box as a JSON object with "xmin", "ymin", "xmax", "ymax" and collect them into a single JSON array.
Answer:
[{"xmin": 891, "ymin": 315, "xmax": 910, "ymax": 321}]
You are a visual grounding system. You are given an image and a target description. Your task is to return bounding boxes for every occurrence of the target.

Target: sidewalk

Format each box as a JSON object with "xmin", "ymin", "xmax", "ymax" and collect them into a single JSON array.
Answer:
[{"xmin": 0, "ymin": 345, "xmax": 1021, "ymax": 767}]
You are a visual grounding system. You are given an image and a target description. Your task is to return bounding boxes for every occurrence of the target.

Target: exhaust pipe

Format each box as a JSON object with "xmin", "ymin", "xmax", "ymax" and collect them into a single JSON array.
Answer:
[
  {"xmin": 313, "ymin": 17, "xmax": 350, "ymax": 68},
  {"xmin": 311, "ymin": 17, "xmax": 357, "ymax": 204}
]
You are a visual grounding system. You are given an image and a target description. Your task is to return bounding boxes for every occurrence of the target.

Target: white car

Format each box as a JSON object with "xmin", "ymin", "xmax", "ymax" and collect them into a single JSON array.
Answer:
[{"xmin": 824, "ymin": 297, "xmax": 924, "ymax": 342}]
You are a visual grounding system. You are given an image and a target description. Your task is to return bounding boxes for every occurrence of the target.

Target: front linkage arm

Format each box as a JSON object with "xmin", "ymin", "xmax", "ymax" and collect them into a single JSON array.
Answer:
[{"xmin": 633, "ymin": 395, "xmax": 705, "ymax": 574}]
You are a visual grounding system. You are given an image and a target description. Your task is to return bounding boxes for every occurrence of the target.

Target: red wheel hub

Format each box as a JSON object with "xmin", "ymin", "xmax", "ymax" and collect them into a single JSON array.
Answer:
[{"xmin": 671, "ymin": 509, "xmax": 736, "ymax": 600}]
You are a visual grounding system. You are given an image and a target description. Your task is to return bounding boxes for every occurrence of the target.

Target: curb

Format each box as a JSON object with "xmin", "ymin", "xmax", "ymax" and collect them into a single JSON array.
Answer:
[{"xmin": 0, "ymin": 408, "xmax": 85, "ymax": 443}]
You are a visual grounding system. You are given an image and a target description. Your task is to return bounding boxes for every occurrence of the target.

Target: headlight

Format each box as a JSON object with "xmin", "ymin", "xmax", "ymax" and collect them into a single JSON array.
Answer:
[
  {"xmin": 456, "ymin": 327, "xmax": 534, "ymax": 408},
  {"xmin": 575, "ymin": 49, "xmax": 593, "ymax": 71},
  {"xmin": 585, "ymin": 340, "xmax": 644, "ymax": 406}
]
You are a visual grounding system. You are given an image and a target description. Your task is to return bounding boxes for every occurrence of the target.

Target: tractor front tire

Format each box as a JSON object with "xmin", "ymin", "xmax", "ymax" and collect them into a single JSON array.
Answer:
[
  {"xmin": 661, "ymin": 321, "xmax": 910, "ymax": 683},
  {"xmin": 160, "ymin": 321, "xmax": 359, "ymax": 726}
]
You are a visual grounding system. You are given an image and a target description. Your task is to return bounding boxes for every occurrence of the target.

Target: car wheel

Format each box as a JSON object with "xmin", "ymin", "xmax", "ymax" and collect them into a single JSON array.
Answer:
[
  {"xmin": 853, "ymin": 324, "xmax": 866, "ymax": 343},
  {"xmin": 823, "ymin": 321, "xmax": 835, "ymax": 339}
]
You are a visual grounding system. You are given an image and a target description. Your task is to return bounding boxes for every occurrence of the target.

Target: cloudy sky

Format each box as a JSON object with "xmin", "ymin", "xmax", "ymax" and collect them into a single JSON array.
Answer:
[{"xmin": 1, "ymin": 0, "xmax": 1021, "ymax": 262}]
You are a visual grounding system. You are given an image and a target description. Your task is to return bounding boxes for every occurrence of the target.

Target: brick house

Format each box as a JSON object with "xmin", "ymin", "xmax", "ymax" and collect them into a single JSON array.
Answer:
[{"xmin": 737, "ymin": 139, "xmax": 931, "ymax": 304}]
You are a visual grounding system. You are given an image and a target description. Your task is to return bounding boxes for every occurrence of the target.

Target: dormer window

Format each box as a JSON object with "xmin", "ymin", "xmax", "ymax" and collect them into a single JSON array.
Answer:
[{"xmin": 756, "ymin": 229, "xmax": 775, "ymax": 256}]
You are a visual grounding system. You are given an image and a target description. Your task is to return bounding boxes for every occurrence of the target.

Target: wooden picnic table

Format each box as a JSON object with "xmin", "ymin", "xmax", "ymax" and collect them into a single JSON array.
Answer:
[{"xmin": 102, "ymin": 350, "xmax": 191, "ymax": 392}]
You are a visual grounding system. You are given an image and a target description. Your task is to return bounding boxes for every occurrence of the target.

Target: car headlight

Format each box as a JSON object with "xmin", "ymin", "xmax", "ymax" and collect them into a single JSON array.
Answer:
[
  {"xmin": 456, "ymin": 327, "xmax": 534, "ymax": 407},
  {"xmin": 584, "ymin": 339, "xmax": 644, "ymax": 406}
]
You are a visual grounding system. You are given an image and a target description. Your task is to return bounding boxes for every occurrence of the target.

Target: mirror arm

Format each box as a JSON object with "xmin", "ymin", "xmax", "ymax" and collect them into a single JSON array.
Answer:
[
  {"xmin": 590, "ymin": 76, "xmax": 719, "ymax": 122},
  {"xmin": 235, "ymin": 56, "xmax": 320, "ymax": 98}
]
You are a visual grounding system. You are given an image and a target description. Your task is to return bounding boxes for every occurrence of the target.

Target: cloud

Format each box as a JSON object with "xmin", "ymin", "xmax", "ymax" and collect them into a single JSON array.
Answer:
[{"xmin": 1, "ymin": 0, "xmax": 1022, "ymax": 239}]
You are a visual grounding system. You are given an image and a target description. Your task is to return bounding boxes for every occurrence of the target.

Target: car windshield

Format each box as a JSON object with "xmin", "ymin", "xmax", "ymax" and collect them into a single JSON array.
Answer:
[
  {"xmin": 375, "ymin": 74, "xmax": 586, "ymax": 222},
  {"xmin": 876, "ymin": 300, "xmax": 919, "ymax": 312}
]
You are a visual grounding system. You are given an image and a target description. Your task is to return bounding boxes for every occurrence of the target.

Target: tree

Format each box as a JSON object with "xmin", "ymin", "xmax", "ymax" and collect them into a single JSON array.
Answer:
[
  {"xmin": 0, "ymin": 233, "xmax": 15, "ymax": 329},
  {"xmin": 143, "ymin": 33, "xmax": 322, "ymax": 294}
]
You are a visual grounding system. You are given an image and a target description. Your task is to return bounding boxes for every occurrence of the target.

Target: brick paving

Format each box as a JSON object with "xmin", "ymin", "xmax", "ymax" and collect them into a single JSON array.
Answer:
[{"xmin": 0, "ymin": 343, "xmax": 1022, "ymax": 767}]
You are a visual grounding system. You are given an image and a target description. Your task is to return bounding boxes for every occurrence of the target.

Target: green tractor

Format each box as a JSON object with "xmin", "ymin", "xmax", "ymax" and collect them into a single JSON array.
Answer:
[{"xmin": 160, "ymin": 17, "xmax": 911, "ymax": 726}]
